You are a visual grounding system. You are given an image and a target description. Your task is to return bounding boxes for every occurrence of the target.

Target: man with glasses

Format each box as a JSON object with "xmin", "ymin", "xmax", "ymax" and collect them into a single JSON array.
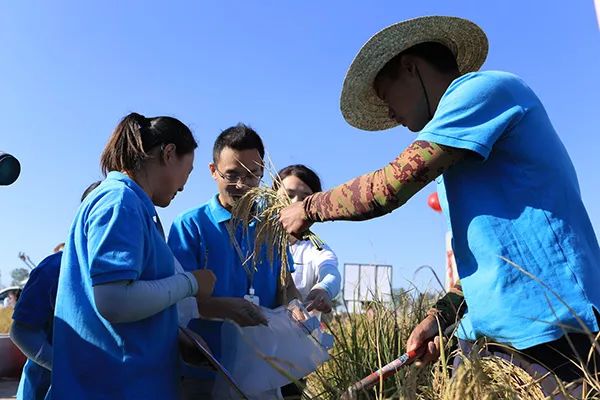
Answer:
[{"xmin": 168, "ymin": 123, "xmax": 299, "ymax": 398}]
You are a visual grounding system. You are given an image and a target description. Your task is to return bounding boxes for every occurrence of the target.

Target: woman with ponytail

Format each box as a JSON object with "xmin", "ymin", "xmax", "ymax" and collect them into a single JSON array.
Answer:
[{"xmin": 49, "ymin": 113, "xmax": 216, "ymax": 400}]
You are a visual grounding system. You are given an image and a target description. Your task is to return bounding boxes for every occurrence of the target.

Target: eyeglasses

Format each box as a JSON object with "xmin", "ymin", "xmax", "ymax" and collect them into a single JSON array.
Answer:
[{"xmin": 215, "ymin": 168, "xmax": 263, "ymax": 184}]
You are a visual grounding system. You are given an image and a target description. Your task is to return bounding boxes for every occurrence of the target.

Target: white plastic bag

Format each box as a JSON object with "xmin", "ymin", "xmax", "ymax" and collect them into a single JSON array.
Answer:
[{"xmin": 213, "ymin": 302, "xmax": 332, "ymax": 398}]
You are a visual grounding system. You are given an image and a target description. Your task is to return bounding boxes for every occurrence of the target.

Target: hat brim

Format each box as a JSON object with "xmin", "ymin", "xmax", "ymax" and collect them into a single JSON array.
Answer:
[{"xmin": 340, "ymin": 16, "xmax": 489, "ymax": 131}]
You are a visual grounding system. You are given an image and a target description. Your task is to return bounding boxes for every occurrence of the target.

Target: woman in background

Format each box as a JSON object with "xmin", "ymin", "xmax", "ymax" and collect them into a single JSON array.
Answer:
[{"xmin": 275, "ymin": 164, "xmax": 340, "ymax": 313}]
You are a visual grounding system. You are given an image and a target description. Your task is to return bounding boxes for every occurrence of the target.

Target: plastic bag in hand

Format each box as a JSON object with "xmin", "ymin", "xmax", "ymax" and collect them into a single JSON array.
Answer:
[{"xmin": 213, "ymin": 302, "xmax": 332, "ymax": 398}]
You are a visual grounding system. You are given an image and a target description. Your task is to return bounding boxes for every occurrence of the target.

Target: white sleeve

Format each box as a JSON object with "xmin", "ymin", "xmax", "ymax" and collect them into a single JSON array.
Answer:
[{"xmin": 311, "ymin": 246, "xmax": 341, "ymax": 299}]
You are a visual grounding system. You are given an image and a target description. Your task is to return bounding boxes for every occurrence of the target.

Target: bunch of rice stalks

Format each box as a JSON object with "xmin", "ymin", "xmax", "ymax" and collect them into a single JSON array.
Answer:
[
  {"xmin": 430, "ymin": 355, "xmax": 545, "ymax": 400},
  {"xmin": 231, "ymin": 185, "xmax": 324, "ymax": 287}
]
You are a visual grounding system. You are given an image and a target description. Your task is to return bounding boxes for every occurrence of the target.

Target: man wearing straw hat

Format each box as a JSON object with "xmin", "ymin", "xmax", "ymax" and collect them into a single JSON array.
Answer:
[{"xmin": 279, "ymin": 16, "xmax": 600, "ymax": 386}]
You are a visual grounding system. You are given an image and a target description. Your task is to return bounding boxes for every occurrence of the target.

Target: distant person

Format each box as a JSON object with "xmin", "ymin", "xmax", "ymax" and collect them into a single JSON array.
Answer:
[
  {"xmin": 2, "ymin": 290, "xmax": 19, "ymax": 308},
  {"xmin": 52, "ymin": 243, "xmax": 65, "ymax": 253},
  {"xmin": 10, "ymin": 181, "xmax": 100, "ymax": 400},
  {"xmin": 49, "ymin": 113, "xmax": 216, "ymax": 400}
]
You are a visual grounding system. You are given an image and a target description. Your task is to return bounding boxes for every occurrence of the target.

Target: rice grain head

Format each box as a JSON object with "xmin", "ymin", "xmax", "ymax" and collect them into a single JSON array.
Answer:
[
  {"xmin": 231, "ymin": 185, "xmax": 324, "ymax": 298},
  {"xmin": 439, "ymin": 355, "xmax": 545, "ymax": 400}
]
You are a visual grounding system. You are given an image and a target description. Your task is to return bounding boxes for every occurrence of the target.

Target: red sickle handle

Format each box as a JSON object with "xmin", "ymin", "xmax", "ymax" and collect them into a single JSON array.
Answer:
[
  {"xmin": 341, "ymin": 324, "xmax": 456, "ymax": 400},
  {"xmin": 342, "ymin": 346, "xmax": 426, "ymax": 398}
]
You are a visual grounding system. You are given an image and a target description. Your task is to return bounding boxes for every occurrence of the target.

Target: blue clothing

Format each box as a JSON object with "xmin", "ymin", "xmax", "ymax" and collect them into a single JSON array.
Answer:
[
  {"xmin": 12, "ymin": 252, "xmax": 61, "ymax": 400},
  {"xmin": 419, "ymin": 71, "xmax": 600, "ymax": 349},
  {"xmin": 50, "ymin": 172, "xmax": 180, "ymax": 400},
  {"xmin": 168, "ymin": 194, "xmax": 291, "ymax": 371}
]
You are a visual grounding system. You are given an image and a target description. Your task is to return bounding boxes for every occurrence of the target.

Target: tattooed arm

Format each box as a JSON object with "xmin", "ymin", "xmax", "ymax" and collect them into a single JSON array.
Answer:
[{"xmin": 303, "ymin": 141, "xmax": 467, "ymax": 222}]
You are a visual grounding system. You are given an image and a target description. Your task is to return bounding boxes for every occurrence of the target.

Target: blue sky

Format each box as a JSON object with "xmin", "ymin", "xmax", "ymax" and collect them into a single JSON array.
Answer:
[{"xmin": 1, "ymin": 1, "xmax": 599, "ymax": 290}]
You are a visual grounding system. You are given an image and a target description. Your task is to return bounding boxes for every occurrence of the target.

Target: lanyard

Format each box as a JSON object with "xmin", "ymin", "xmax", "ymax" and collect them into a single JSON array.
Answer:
[{"xmin": 225, "ymin": 221, "xmax": 255, "ymax": 290}]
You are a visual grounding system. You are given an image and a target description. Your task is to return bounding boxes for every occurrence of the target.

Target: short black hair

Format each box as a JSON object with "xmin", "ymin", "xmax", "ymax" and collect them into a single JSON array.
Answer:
[
  {"xmin": 274, "ymin": 164, "xmax": 322, "ymax": 194},
  {"xmin": 212, "ymin": 123, "xmax": 265, "ymax": 163},
  {"xmin": 81, "ymin": 181, "xmax": 102, "ymax": 202},
  {"xmin": 375, "ymin": 42, "xmax": 459, "ymax": 82}
]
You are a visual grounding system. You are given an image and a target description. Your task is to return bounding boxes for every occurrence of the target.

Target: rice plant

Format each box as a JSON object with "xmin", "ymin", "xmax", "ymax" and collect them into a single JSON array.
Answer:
[
  {"xmin": 301, "ymin": 294, "xmax": 600, "ymax": 400},
  {"xmin": 304, "ymin": 290, "xmax": 435, "ymax": 400},
  {"xmin": 230, "ymin": 156, "xmax": 324, "ymax": 293}
]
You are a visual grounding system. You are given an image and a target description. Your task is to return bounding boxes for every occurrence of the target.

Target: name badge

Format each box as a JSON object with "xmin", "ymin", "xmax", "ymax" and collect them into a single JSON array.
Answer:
[{"xmin": 244, "ymin": 294, "xmax": 260, "ymax": 306}]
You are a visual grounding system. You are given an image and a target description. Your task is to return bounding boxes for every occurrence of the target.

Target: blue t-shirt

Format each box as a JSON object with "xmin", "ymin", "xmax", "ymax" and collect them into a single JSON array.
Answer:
[
  {"xmin": 12, "ymin": 251, "xmax": 61, "ymax": 400},
  {"xmin": 419, "ymin": 71, "xmax": 600, "ymax": 349},
  {"xmin": 49, "ymin": 172, "xmax": 180, "ymax": 399},
  {"xmin": 168, "ymin": 194, "xmax": 291, "ymax": 370}
]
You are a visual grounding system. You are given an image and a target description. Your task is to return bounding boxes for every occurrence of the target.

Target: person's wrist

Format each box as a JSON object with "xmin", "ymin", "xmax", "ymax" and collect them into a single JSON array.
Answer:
[
  {"xmin": 302, "ymin": 196, "xmax": 315, "ymax": 222},
  {"xmin": 311, "ymin": 285, "xmax": 332, "ymax": 300},
  {"xmin": 198, "ymin": 297, "xmax": 228, "ymax": 319},
  {"xmin": 426, "ymin": 308, "xmax": 448, "ymax": 330},
  {"xmin": 215, "ymin": 298, "xmax": 235, "ymax": 318},
  {"xmin": 183, "ymin": 272, "xmax": 198, "ymax": 296}
]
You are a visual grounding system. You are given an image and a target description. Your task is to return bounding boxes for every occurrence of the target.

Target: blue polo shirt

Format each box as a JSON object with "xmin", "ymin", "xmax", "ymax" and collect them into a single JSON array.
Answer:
[
  {"xmin": 12, "ymin": 251, "xmax": 61, "ymax": 400},
  {"xmin": 168, "ymin": 194, "xmax": 291, "ymax": 367},
  {"xmin": 419, "ymin": 71, "xmax": 600, "ymax": 349},
  {"xmin": 50, "ymin": 172, "xmax": 180, "ymax": 400}
]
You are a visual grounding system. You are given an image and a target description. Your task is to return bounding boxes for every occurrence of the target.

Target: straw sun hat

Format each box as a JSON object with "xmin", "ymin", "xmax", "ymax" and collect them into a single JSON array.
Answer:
[{"xmin": 340, "ymin": 16, "xmax": 488, "ymax": 131}]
